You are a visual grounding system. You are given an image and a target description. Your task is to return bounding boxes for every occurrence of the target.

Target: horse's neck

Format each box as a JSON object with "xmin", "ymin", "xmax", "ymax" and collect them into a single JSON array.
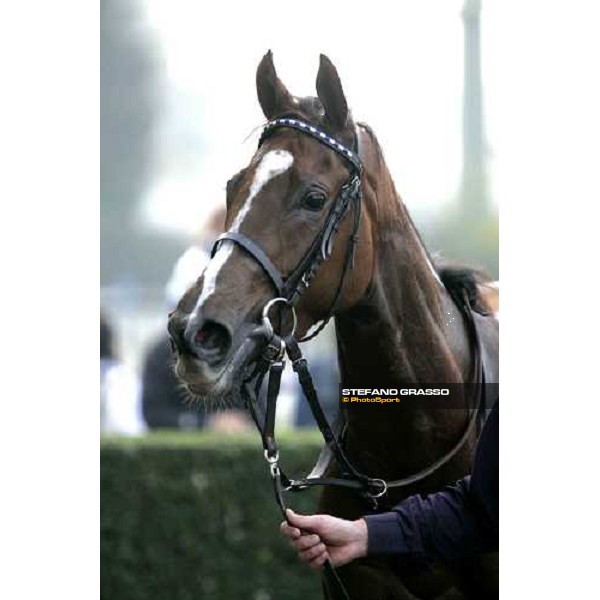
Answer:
[
  {"xmin": 336, "ymin": 159, "xmax": 469, "ymax": 386},
  {"xmin": 333, "ymin": 143, "xmax": 472, "ymax": 476}
]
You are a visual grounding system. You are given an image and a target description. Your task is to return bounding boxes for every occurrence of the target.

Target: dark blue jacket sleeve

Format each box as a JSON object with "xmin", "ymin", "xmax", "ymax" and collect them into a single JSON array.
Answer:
[{"xmin": 364, "ymin": 403, "xmax": 498, "ymax": 561}]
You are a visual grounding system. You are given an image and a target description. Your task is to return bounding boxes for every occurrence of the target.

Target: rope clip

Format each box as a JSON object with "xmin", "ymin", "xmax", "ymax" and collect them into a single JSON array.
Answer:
[{"xmin": 264, "ymin": 449, "xmax": 281, "ymax": 477}]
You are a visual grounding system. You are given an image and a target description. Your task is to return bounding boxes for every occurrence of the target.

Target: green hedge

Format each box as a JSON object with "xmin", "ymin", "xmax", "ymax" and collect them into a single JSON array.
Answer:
[{"xmin": 101, "ymin": 431, "xmax": 326, "ymax": 600}]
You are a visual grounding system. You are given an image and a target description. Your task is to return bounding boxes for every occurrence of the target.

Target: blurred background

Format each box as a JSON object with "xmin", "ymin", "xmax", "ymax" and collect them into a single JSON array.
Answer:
[
  {"xmin": 101, "ymin": 0, "xmax": 498, "ymax": 435},
  {"xmin": 101, "ymin": 1, "xmax": 499, "ymax": 597}
]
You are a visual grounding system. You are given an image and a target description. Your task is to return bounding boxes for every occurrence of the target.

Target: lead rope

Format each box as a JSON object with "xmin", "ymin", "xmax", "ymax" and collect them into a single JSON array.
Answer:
[{"xmin": 241, "ymin": 332, "xmax": 352, "ymax": 600}]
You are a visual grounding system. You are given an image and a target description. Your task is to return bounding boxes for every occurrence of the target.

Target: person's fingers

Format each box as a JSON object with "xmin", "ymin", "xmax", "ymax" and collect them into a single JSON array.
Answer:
[
  {"xmin": 280, "ymin": 521, "xmax": 301, "ymax": 539},
  {"xmin": 286, "ymin": 508, "xmax": 323, "ymax": 533},
  {"xmin": 309, "ymin": 551, "xmax": 329, "ymax": 570},
  {"xmin": 300, "ymin": 542, "xmax": 327, "ymax": 563},
  {"xmin": 292, "ymin": 533, "xmax": 321, "ymax": 551}
]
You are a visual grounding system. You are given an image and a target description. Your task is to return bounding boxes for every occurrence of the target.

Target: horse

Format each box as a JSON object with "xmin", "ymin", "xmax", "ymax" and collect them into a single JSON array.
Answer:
[{"xmin": 168, "ymin": 51, "xmax": 499, "ymax": 600}]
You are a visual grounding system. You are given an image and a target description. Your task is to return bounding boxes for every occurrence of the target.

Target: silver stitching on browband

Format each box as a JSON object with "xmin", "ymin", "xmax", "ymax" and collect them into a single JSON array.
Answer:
[{"xmin": 262, "ymin": 118, "xmax": 360, "ymax": 172}]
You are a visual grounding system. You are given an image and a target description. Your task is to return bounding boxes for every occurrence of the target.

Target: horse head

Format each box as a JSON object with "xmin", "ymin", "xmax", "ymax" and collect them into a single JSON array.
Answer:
[{"xmin": 168, "ymin": 51, "xmax": 376, "ymax": 400}]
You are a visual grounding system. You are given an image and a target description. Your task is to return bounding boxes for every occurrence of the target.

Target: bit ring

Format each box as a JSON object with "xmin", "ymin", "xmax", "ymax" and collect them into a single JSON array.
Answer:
[{"xmin": 262, "ymin": 298, "xmax": 297, "ymax": 340}]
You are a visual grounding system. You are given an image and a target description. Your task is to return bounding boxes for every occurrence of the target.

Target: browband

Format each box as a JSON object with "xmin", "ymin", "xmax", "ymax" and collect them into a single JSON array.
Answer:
[{"xmin": 258, "ymin": 117, "xmax": 362, "ymax": 174}]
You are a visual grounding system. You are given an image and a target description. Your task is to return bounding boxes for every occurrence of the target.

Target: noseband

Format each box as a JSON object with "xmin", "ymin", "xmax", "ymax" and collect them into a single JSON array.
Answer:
[{"xmin": 211, "ymin": 117, "xmax": 363, "ymax": 342}]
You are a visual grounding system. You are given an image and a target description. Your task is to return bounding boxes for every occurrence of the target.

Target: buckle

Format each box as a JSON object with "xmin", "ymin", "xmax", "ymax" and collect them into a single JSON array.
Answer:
[
  {"xmin": 261, "ymin": 337, "xmax": 286, "ymax": 364},
  {"xmin": 291, "ymin": 357, "xmax": 307, "ymax": 372}
]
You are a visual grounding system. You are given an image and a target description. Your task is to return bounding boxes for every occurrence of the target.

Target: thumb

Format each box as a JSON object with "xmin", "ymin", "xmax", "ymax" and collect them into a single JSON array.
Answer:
[{"xmin": 286, "ymin": 509, "xmax": 323, "ymax": 532}]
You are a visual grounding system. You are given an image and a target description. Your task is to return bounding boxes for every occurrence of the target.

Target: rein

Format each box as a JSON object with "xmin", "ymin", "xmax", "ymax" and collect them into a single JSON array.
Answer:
[{"xmin": 215, "ymin": 117, "xmax": 487, "ymax": 600}]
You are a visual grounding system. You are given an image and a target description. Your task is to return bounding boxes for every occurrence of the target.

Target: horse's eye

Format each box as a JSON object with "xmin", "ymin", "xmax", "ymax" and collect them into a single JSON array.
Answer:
[{"xmin": 302, "ymin": 191, "xmax": 327, "ymax": 212}]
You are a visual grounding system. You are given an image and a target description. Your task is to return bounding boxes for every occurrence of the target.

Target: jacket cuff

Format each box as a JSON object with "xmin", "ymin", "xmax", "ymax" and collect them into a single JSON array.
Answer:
[{"xmin": 364, "ymin": 512, "xmax": 406, "ymax": 555}]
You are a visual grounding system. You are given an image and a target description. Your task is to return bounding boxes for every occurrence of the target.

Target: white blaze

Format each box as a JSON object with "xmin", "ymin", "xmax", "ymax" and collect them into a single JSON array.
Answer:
[
  {"xmin": 195, "ymin": 149, "xmax": 294, "ymax": 308},
  {"xmin": 196, "ymin": 243, "xmax": 234, "ymax": 307},
  {"xmin": 230, "ymin": 149, "xmax": 294, "ymax": 232}
]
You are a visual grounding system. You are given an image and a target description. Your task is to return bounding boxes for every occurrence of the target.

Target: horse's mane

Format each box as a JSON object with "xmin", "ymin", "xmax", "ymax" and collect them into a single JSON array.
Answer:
[
  {"xmin": 435, "ymin": 261, "xmax": 493, "ymax": 312},
  {"xmin": 356, "ymin": 121, "xmax": 494, "ymax": 313},
  {"xmin": 356, "ymin": 122, "xmax": 380, "ymax": 147}
]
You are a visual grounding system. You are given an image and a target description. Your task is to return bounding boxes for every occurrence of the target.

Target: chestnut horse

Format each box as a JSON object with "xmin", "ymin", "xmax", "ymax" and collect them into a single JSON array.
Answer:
[{"xmin": 169, "ymin": 51, "xmax": 499, "ymax": 599}]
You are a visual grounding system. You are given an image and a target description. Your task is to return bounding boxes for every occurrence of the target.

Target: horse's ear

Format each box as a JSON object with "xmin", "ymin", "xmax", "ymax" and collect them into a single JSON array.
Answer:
[
  {"xmin": 316, "ymin": 54, "xmax": 348, "ymax": 131},
  {"xmin": 256, "ymin": 50, "xmax": 292, "ymax": 120}
]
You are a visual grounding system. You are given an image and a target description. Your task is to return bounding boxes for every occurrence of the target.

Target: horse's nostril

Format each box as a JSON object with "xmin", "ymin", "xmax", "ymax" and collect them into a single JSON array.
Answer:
[{"xmin": 194, "ymin": 320, "xmax": 232, "ymax": 360}]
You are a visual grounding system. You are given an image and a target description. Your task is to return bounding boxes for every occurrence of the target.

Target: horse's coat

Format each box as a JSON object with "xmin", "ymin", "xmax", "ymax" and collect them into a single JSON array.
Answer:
[
  {"xmin": 195, "ymin": 149, "xmax": 294, "ymax": 310},
  {"xmin": 169, "ymin": 51, "xmax": 499, "ymax": 599}
]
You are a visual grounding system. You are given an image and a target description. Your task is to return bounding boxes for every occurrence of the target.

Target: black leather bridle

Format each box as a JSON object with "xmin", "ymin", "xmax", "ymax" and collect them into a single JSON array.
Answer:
[
  {"xmin": 212, "ymin": 117, "xmax": 487, "ymax": 600},
  {"xmin": 211, "ymin": 117, "xmax": 363, "ymax": 342}
]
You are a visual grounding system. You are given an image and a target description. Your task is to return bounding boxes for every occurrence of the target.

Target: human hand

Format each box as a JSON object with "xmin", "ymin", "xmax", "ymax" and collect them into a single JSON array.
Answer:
[{"xmin": 280, "ymin": 508, "xmax": 368, "ymax": 569}]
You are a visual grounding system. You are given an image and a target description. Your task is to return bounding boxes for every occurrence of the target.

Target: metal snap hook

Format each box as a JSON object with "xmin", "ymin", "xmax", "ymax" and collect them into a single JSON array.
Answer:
[
  {"xmin": 264, "ymin": 450, "xmax": 281, "ymax": 477},
  {"xmin": 264, "ymin": 449, "xmax": 279, "ymax": 464},
  {"xmin": 262, "ymin": 297, "xmax": 297, "ymax": 340}
]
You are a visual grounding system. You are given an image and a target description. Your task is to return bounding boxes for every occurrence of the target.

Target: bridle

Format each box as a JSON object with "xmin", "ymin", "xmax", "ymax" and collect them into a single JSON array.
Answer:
[
  {"xmin": 211, "ymin": 117, "xmax": 487, "ymax": 600},
  {"xmin": 212, "ymin": 117, "xmax": 363, "ymax": 342}
]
